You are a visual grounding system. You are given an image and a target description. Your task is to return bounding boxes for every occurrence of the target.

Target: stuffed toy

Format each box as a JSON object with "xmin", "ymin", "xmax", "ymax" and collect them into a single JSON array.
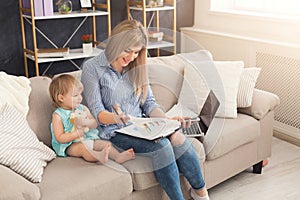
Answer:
[{"xmin": 70, "ymin": 110, "xmax": 89, "ymax": 140}]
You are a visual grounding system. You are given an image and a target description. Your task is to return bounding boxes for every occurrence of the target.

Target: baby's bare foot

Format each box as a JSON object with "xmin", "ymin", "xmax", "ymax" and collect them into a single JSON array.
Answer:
[
  {"xmin": 115, "ymin": 148, "xmax": 135, "ymax": 164},
  {"xmin": 95, "ymin": 143, "xmax": 111, "ymax": 164}
]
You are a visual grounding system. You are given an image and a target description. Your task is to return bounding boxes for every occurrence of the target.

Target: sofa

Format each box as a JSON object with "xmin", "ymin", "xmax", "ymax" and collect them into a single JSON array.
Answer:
[{"xmin": 0, "ymin": 50, "xmax": 280, "ymax": 200}]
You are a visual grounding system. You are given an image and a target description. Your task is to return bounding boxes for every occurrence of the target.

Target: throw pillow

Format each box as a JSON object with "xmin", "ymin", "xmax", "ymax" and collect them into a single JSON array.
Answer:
[
  {"xmin": 213, "ymin": 61, "xmax": 244, "ymax": 118},
  {"xmin": 0, "ymin": 104, "xmax": 56, "ymax": 183},
  {"xmin": 0, "ymin": 71, "xmax": 31, "ymax": 118},
  {"xmin": 237, "ymin": 67, "xmax": 261, "ymax": 108},
  {"xmin": 178, "ymin": 59, "xmax": 244, "ymax": 118},
  {"xmin": 176, "ymin": 50, "xmax": 214, "ymax": 114}
]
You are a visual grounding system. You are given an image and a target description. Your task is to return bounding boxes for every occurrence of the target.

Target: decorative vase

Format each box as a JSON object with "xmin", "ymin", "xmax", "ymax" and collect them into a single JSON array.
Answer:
[
  {"xmin": 82, "ymin": 43, "xmax": 93, "ymax": 55},
  {"xmin": 57, "ymin": 0, "xmax": 72, "ymax": 14}
]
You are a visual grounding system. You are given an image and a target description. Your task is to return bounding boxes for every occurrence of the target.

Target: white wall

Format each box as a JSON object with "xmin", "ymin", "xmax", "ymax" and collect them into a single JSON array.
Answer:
[{"xmin": 192, "ymin": 0, "xmax": 300, "ymax": 45}]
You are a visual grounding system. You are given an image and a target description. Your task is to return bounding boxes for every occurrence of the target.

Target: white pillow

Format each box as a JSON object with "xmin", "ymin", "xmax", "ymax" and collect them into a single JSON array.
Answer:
[
  {"xmin": 0, "ymin": 104, "xmax": 56, "ymax": 183},
  {"xmin": 178, "ymin": 60, "xmax": 244, "ymax": 118},
  {"xmin": 178, "ymin": 61, "xmax": 209, "ymax": 115},
  {"xmin": 0, "ymin": 72, "xmax": 31, "ymax": 118},
  {"xmin": 237, "ymin": 67, "xmax": 261, "ymax": 108}
]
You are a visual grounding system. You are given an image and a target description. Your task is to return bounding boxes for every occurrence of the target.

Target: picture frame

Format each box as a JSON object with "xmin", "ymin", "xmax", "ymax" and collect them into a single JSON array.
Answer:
[{"xmin": 80, "ymin": 0, "xmax": 92, "ymax": 8}]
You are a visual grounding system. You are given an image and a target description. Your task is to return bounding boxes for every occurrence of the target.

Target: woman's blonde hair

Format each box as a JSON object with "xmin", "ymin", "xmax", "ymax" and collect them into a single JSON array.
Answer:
[
  {"xmin": 49, "ymin": 74, "xmax": 83, "ymax": 108},
  {"xmin": 105, "ymin": 19, "xmax": 148, "ymax": 103}
]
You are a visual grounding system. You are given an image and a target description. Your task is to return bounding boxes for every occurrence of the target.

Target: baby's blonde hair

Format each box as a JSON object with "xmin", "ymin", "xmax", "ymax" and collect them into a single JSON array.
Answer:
[{"xmin": 49, "ymin": 74, "xmax": 83, "ymax": 108}]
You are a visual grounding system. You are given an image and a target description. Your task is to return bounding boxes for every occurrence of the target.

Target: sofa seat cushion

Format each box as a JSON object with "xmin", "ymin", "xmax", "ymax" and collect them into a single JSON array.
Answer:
[
  {"xmin": 38, "ymin": 157, "xmax": 132, "ymax": 200},
  {"xmin": 0, "ymin": 165, "xmax": 40, "ymax": 200},
  {"xmin": 122, "ymin": 138, "xmax": 205, "ymax": 191},
  {"xmin": 206, "ymin": 113, "xmax": 260, "ymax": 160}
]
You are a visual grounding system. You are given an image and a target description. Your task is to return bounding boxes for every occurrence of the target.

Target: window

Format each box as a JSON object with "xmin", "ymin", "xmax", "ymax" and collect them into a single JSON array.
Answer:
[{"xmin": 211, "ymin": 0, "xmax": 300, "ymax": 17}]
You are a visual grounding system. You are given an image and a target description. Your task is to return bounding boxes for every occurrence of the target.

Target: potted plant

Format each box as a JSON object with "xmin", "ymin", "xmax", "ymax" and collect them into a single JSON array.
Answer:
[
  {"xmin": 57, "ymin": 0, "xmax": 72, "ymax": 14},
  {"xmin": 81, "ymin": 34, "xmax": 93, "ymax": 54}
]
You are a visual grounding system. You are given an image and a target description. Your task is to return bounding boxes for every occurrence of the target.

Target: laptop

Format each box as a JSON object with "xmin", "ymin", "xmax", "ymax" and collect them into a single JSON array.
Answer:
[{"xmin": 181, "ymin": 90, "xmax": 220, "ymax": 137}]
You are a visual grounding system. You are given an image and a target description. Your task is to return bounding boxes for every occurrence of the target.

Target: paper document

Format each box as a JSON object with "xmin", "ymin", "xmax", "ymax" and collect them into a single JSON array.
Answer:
[{"xmin": 116, "ymin": 117, "xmax": 180, "ymax": 140}]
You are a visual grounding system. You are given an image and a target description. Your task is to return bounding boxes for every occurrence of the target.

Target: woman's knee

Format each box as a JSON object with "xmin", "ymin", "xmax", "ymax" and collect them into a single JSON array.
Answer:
[{"xmin": 169, "ymin": 131, "xmax": 186, "ymax": 146}]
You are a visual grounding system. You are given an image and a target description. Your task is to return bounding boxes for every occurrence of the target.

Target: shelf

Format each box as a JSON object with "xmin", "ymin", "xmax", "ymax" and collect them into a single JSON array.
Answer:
[
  {"xmin": 129, "ymin": 5, "xmax": 175, "ymax": 12},
  {"xmin": 147, "ymin": 41, "xmax": 174, "ymax": 49},
  {"xmin": 23, "ymin": 10, "xmax": 109, "ymax": 20},
  {"xmin": 26, "ymin": 48, "xmax": 103, "ymax": 63},
  {"xmin": 127, "ymin": 0, "xmax": 176, "ymax": 56},
  {"xmin": 20, "ymin": 0, "xmax": 111, "ymax": 76}
]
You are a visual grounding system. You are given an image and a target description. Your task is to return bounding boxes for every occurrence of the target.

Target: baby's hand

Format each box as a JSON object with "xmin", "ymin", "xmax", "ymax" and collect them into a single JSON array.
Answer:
[
  {"xmin": 76, "ymin": 125, "xmax": 89, "ymax": 133},
  {"xmin": 75, "ymin": 127, "xmax": 85, "ymax": 137}
]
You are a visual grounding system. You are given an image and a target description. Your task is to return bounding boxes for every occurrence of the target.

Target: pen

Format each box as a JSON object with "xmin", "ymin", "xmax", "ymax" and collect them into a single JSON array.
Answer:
[{"xmin": 112, "ymin": 106, "xmax": 127, "ymax": 126}]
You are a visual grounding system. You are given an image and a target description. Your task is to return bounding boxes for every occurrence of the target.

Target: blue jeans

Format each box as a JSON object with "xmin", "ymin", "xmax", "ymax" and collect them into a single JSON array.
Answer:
[{"xmin": 110, "ymin": 134, "xmax": 206, "ymax": 200}]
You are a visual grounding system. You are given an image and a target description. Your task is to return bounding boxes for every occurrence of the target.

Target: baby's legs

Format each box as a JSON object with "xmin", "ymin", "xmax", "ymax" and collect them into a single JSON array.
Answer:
[
  {"xmin": 66, "ymin": 142, "xmax": 110, "ymax": 163},
  {"xmin": 94, "ymin": 140, "xmax": 135, "ymax": 164}
]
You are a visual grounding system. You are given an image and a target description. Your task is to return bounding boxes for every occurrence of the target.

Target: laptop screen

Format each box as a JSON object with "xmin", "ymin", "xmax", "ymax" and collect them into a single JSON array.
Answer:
[{"xmin": 198, "ymin": 90, "xmax": 220, "ymax": 134}]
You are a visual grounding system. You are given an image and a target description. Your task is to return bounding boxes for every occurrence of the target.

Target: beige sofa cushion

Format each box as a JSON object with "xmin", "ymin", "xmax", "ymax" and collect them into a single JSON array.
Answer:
[
  {"xmin": 38, "ymin": 157, "xmax": 132, "ymax": 200},
  {"xmin": 27, "ymin": 76, "xmax": 54, "ymax": 147},
  {"xmin": 147, "ymin": 55, "xmax": 185, "ymax": 112},
  {"xmin": 206, "ymin": 113, "xmax": 260, "ymax": 160},
  {"xmin": 122, "ymin": 138, "xmax": 205, "ymax": 191},
  {"xmin": 0, "ymin": 165, "xmax": 40, "ymax": 200}
]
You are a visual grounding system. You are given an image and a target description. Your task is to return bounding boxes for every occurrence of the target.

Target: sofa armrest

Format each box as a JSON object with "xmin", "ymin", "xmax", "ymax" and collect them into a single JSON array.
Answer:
[
  {"xmin": 238, "ymin": 89, "xmax": 280, "ymax": 120},
  {"xmin": 0, "ymin": 165, "xmax": 40, "ymax": 199}
]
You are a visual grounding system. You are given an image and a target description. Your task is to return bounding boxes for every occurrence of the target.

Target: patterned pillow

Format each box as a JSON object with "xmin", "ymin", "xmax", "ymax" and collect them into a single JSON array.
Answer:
[
  {"xmin": 0, "ymin": 104, "xmax": 56, "ymax": 183},
  {"xmin": 237, "ymin": 67, "xmax": 261, "ymax": 108}
]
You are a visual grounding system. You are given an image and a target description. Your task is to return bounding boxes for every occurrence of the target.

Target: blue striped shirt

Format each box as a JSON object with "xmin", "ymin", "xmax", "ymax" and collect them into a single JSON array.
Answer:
[{"xmin": 81, "ymin": 51, "xmax": 160, "ymax": 139}]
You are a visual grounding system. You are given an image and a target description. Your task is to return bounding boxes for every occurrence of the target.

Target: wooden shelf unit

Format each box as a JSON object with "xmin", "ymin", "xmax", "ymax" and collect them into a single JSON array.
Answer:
[
  {"xmin": 126, "ymin": 0, "xmax": 176, "ymax": 56},
  {"xmin": 19, "ymin": 0, "xmax": 111, "ymax": 77}
]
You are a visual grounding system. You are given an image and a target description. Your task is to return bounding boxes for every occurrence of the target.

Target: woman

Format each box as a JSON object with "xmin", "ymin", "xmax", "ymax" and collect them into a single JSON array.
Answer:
[{"xmin": 81, "ymin": 19, "xmax": 209, "ymax": 200}]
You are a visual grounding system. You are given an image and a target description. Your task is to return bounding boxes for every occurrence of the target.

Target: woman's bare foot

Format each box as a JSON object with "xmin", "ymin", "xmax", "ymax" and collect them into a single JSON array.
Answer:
[
  {"xmin": 115, "ymin": 148, "xmax": 135, "ymax": 164},
  {"xmin": 95, "ymin": 143, "xmax": 111, "ymax": 164}
]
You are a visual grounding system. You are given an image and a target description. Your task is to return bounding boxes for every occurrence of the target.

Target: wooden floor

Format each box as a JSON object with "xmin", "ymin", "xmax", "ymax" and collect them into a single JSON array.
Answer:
[{"xmin": 208, "ymin": 137, "xmax": 300, "ymax": 200}]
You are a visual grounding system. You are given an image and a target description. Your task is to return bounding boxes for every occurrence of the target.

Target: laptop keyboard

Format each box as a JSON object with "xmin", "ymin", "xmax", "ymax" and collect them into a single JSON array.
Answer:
[{"xmin": 181, "ymin": 122, "xmax": 203, "ymax": 137}]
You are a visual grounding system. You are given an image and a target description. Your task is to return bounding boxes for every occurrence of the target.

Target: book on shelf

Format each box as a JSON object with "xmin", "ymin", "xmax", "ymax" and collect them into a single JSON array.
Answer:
[
  {"xmin": 43, "ymin": 0, "xmax": 54, "ymax": 16},
  {"xmin": 22, "ymin": 0, "xmax": 44, "ymax": 16},
  {"xmin": 37, "ymin": 47, "xmax": 70, "ymax": 58},
  {"xmin": 115, "ymin": 117, "xmax": 180, "ymax": 141}
]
